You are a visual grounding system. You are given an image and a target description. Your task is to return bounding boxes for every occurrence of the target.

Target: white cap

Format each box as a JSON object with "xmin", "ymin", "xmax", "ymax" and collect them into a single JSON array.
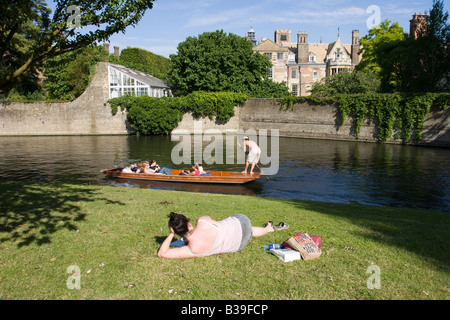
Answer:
[{"xmin": 243, "ymin": 136, "xmax": 249, "ymax": 140}]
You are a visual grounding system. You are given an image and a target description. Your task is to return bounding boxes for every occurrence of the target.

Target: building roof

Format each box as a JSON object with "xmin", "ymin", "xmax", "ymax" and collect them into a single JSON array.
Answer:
[
  {"xmin": 108, "ymin": 63, "xmax": 171, "ymax": 89},
  {"xmin": 253, "ymin": 38, "xmax": 290, "ymax": 53}
]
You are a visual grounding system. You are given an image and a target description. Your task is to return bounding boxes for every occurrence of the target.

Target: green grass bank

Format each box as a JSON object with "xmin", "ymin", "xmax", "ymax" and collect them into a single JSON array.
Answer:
[{"xmin": 0, "ymin": 182, "xmax": 448, "ymax": 300}]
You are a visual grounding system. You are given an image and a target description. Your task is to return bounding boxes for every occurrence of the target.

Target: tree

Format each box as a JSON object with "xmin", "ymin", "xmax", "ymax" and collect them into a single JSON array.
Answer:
[
  {"xmin": 356, "ymin": 20, "xmax": 405, "ymax": 74},
  {"xmin": 168, "ymin": 30, "xmax": 289, "ymax": 97},
  {"xmin": 310, "ymin": 70, "xmax": 381, "ymax": 96},
  {"xmin": 43, "ymin": 45, "xmax": 109, "ymax": 100},
  {"xmin": 415, "ymin": 0, "xmax": 450, "ymax": 92},
  {"xmin": 376, "ymin": 0, "xmax": 450, "ymax": 92},
  {"xmin": 118, "ymin": 47, "xmax": 171, "ymax": 82},
  {"xmin": 0, "ymin": 0, "xmax": 156, "ymax": 94}
]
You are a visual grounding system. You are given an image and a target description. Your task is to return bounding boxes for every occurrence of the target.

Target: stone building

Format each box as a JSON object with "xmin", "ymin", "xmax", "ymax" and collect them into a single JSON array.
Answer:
[{"xmin": 248, "ymin": 28, "xmax": 361, "ymax": 96}]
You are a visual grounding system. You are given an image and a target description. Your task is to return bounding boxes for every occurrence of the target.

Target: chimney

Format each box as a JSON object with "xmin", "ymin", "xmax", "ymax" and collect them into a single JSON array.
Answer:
[
  {"xmin": 351, "ymin": 30, "xmax": 360, "ymax": 65},
  {"xmin": 114, "ymin": 46, "xmax": 120, "ymax": 57},
  {"xmin": 103, "ymin": 43, "xmax": 110, "ymax": 53},
  {"xmin": 409, "ymin": 13, "xmax": 427, "ymax": 39}
]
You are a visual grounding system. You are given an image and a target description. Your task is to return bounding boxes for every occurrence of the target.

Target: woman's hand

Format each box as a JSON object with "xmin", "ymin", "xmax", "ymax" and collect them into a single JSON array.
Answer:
[{"xmin": 157, "ymin": 228, "xmax": 194, "ymax": 259}]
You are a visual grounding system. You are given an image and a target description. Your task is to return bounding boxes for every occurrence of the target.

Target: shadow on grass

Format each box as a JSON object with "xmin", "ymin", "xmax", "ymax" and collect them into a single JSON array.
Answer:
[
  {"xmin": 0, "ymin": 182, "xmax": 124, "ymax": 247},
  {"xmin": 271, "ymin": 198, "xmax": 450, "ymax": 270}
]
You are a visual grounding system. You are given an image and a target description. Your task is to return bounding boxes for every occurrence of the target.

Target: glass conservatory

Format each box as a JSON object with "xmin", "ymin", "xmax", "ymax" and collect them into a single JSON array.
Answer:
[{"xmin": 108, "ymin": 64, "xmax": 172, "ymax": 99}]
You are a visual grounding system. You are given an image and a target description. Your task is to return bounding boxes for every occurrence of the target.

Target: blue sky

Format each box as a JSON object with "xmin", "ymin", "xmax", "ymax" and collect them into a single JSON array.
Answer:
[{"xmin": 53, "ymin": 0, "xmax": 449, "ymax": 58}]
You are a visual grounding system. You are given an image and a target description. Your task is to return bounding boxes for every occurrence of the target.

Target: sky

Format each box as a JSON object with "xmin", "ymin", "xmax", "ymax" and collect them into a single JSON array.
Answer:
[{"xmin": 53, "ymin": 0, "xmax": 449, "ymax": 58}]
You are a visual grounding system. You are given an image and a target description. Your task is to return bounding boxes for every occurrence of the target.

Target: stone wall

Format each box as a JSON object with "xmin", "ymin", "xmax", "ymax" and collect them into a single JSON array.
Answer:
[
  {"xmin": 175, "ymin": 98, "xmax": 450, "ymax": 147},
  {"xmin": 245, "ymin": 99, "xmax": 450, "ymax": 146},
  {"xmin": 0, "ymin": 62, "xmax": 130, "ymax": 135},
  {"xmin": 1, "ymin": 63, "xmax": 449, "ymax": 147}
]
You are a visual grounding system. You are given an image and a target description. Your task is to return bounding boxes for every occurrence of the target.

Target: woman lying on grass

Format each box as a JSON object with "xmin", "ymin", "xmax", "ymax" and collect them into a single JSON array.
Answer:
[{"xmin": 157, "ymin": 212, "xmax": 275, "ymax": 259}]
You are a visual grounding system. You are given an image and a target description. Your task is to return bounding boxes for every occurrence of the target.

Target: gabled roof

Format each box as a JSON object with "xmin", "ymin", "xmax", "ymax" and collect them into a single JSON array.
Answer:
[
  {"xmin": 253, "ymin": 38, "xmax": 290, "ymax": 53},
  {"xmin": 326, "ymin": 37, "xmax": 351, "ymax": 57},
  {"xmin": 108, "ymin": 63, "xmax": 171, "ymax": 88}
]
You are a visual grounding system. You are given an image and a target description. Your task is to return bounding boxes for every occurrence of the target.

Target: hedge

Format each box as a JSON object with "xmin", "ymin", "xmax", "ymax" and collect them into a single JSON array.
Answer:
[{"xmin": 109, "ymin": 91, "xmax": 248, "ymax": 135}]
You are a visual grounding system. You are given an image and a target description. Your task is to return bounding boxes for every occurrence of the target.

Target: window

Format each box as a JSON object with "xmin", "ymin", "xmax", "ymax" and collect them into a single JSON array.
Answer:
[
  {"xmin": 291, "ymin": 69, "xmax": 297, "ymax": 79},
  {"xmin": 122, "ymin": 87, "xmax": 135, "ymax": 96},
  {"xmin": 268, "ymin": 67, "xmax": 273, "ymax": 79},
  {"xmin": 277, "ymin": 53, "xmax": 283, "ymax": 60},
  {"xmin": 265, "ymin": 53, "xmax": 272, "ymax": 59},
  {"xmin": 109, "ymin": 68, "xmax": 121, "ymax": 86},
  {"xmin": 136, "ymin": 87, "xmax": 148, "ymax": 96},
  {"xmin": 313, "ymin": 70, "xmax": 318, "ymax": 81},
  {"xmin": 109, "ymin": 66, "xmax": 153, "ymax": 98},
  {"xmin": 309, "ymin": 55, "xmax": 315, "ymax": 62},
  {"xmin": 281, "ymin": 34, "xmax": 287, "ymax": 41},
  {"xmin": 123, "ymin": 75, "xmax": 135, "ymax": 86},
  {"xmin": 292, "ymin": 84, "xmax": 298, "ymax": 96},
  {"xmin": 110, "ymin": 87, "xmax": 122, "ymax": 98}
]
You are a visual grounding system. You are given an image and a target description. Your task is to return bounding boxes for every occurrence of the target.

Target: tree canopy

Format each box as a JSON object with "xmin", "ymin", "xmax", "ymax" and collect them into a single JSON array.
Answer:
[
  {"xmin": 355, "ymin": 20, "xmax": 405, "ymax": 75},
  {"xmin": 373, "ymin": 0, "xmax": 449, "ymax": 92},
  {"xmin": 43, "ymin": 45, "xmax": 109, "ymax": 100},
  {"xmin": 167, "ymin": 30, "xmax": 290, "ymax": 97},
  {"xmin": 118, "ymin": 47, "xmax": 171, "ymax": 82},
  {"xmin": 310, "ymin": 70, "xmax": 381, "ymax": 96},
  {"xmin": 0, "ymin": 0, "xmax": 156, "ymax": 94}
]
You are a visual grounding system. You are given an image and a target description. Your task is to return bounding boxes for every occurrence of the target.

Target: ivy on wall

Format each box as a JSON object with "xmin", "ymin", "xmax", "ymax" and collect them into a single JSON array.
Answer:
[
  {"xmin": 110, "ymin": 92, "xmax": 449, "ymax": 141},
  {"xmin": 109, "ymin": 91, "xmax": 248, "ymax": 135},
  {"xmin": 279, "ymin": 93, "xmax": 450, "ymax": 143}
]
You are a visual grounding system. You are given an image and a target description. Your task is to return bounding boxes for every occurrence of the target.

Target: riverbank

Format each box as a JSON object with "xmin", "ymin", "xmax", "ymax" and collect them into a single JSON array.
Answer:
[{"xmin": 0, "ymin": 182, "xmax": 448, "ymax": 300}]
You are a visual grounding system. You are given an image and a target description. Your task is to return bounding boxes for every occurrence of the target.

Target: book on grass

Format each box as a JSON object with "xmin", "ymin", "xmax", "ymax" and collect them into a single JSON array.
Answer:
[
  {"xmin": 270, "ymin": 248, "xmax": 301, "ymax": 262},
  {"xmin": 286, "ymin": 233, "xmax": 322, "ymax": 261}
]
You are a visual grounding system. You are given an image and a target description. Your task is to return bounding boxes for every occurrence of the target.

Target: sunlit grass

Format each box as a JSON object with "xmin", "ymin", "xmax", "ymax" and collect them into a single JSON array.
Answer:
[{"xmin": 0, "ymin": 182, "xmax": 448, "ymax": 300}]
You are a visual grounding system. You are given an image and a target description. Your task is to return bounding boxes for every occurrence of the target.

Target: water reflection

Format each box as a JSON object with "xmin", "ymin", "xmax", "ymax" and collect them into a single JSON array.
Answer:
[{"xmin": 0, "ymin": 135, "xmax": 449, "ymax": 211}]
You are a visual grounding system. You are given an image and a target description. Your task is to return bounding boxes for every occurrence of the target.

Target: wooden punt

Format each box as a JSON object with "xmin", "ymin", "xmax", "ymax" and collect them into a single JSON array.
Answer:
[{"xmin": 101, "ymin": 168, "xmax": 261, "ymax": 184}]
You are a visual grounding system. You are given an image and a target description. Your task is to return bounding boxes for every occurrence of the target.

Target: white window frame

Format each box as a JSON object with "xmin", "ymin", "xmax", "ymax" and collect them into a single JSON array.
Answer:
[
  {"xmin": 108, "ymin": 66, "xmax": 152, "ymax": 98},
  {"xmin": 292, "ymin": 84, "xmax": 298, "ymax": 96},
  {"xmin": 268, "ymin": 67, "xmax": 273, "ymax": 79}
]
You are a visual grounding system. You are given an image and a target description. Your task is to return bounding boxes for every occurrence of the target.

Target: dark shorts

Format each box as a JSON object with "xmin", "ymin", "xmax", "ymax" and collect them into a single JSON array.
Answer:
[{"xmin": 232, "ymin": 214, "xmax": 253, "ymax": 251}]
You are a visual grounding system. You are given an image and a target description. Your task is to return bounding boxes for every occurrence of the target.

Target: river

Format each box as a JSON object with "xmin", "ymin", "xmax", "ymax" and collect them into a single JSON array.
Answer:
[{"xmin": 0, "ymin": 135, "xmax": 449, "ymax": 211}]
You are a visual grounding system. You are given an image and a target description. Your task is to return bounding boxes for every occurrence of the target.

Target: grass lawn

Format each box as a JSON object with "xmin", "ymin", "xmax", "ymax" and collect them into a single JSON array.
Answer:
[{"xmin": 0, "ymin": 182, "xmax": 448, "ymax": 300}]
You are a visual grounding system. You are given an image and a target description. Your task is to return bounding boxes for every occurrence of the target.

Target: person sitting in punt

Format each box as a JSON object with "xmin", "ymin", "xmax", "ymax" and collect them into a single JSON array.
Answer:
[
  {"xmin": 136, "ymin": 162, "xmax": 150, "ymax": 174},
  {"xmin": 179, "ymin": 163, "xmax": 201, "ymax": 176},
  {"xmin": 149, "ymin": 159, "xmax": 173, "ymax": 175},
  {"xmin": 195, "ymin": 163, "xmax": 211, "ymax": 176},
  {"xmin": 195, "ymin": 162, "xmax": 204, "ymax": 174},
  {"xmin": 157, "ymin": 212, "xmax": 275, "ymax": 259},
  {"xmin": 122, "ymin": 163, "xmax": 137, "ymax": 173}
]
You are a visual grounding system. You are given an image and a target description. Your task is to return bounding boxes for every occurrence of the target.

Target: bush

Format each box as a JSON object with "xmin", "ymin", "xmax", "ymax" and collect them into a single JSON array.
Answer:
[
  {"xmin": 119, "ymin": 48, "xmax": 171, "ymax": 82},
  {"xmin": 310, "ymin": 70, "xmax": 381, "ymax": 96},
  {"xmin": 109, "ymin": 91, "xmax": 248, "ymax": 135},
  {"xmin": 127, "ymin": 101, "xmax": 182, "ymax": 135}
]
